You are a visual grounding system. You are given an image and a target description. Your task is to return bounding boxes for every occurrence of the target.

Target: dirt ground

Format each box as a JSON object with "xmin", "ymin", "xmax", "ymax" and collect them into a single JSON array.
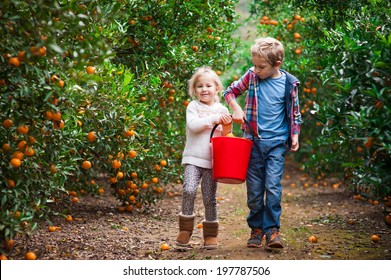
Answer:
[{"xmin": 5, "ymin": 157, "xmax": 391, "ymax": 260}]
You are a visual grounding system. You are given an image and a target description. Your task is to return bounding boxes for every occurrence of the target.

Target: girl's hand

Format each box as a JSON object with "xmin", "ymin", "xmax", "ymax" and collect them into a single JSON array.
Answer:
[{"xmin": 219, "ymin": 114, "xmax": 232, "ymax": 125}]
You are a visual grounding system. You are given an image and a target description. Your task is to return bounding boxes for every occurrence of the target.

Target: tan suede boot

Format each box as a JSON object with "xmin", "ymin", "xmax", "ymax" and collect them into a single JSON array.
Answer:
[
  {"xmin": 202, "ymin": 221, "xmax": 219, "ymax": 249},
  {"xmin": 175, "ymin": 213, "xmax": 195, "ymax": 248}
]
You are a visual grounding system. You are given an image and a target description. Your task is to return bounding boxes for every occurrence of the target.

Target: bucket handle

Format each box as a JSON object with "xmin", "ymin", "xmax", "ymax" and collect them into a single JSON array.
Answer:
[{"xmin": 210, "ymin": 118, "xmax": 257, "ymax": 141}]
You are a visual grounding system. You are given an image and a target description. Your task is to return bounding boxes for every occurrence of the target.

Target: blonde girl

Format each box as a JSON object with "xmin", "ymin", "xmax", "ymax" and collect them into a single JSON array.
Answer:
[{"xmin": 176, "ymin": 66, "xmax": 232, "ymax": 249}]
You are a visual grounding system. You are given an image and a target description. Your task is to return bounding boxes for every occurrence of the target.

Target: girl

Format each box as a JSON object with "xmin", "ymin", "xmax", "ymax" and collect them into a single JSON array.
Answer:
[{"xmin": 176, "ymin": 66, "xmax": 232, "ymax": 249}]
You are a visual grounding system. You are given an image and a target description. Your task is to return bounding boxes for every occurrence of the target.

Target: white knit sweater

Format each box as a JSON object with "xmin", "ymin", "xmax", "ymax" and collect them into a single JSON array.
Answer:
[{"xmin": 182, "ymin": 100, "xmax": 229, "ymax": 169}]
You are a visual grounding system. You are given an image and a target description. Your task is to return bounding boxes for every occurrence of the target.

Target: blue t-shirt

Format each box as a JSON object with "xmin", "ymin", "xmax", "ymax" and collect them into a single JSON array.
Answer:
[{"xmin": 256, "ymin": 72, "xmax": 288, "ymax": 140}]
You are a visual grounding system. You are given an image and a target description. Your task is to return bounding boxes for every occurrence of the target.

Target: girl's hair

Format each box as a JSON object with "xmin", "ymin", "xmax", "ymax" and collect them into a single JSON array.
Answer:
[
  {"xmin": 250, "ymin": 37, "xmax": 284, "ymax": 66},
  {"xmin": 188, "ymin": 66, "xmax": 223, "ymax": 102}
]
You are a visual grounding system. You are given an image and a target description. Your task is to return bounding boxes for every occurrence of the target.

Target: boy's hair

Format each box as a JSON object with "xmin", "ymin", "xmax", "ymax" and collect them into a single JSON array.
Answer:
[
  {"xmin": 188, "ymin": 66, "xmax": 223, "ymax": 102},
  {"xmin": 250, "ymin": 37, "xmax": 284, "ymax": 66}
]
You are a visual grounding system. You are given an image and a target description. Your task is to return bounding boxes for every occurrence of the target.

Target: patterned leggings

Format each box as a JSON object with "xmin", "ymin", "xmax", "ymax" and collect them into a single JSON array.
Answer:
[{"xmin": 181, "ymin": 164, "xmax": 218, "ymax": 221}]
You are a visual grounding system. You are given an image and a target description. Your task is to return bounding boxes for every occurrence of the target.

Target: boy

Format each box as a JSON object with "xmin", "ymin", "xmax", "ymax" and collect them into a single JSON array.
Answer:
[{"xmin": 223, "ymin": 37, "xmax": 302, "ymax": 249}]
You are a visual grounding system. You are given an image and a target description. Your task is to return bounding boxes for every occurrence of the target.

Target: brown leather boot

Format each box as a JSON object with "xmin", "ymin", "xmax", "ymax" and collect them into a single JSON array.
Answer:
[
  {"xmin": 175, "ymin": 214, "xmax": 195, "ymax": 248},
  {"xmin": 202, "ymin": 221, "xmax": 219, "ymax": 249}
]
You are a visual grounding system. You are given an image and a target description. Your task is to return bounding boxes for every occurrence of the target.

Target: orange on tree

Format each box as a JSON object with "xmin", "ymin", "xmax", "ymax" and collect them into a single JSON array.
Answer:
[
  {"xmin": 124, "ymin": 129, "xmax": 135, "ymax": 137},
  {"xmin": 160, "ymin": 159, "xmax": 167, "ymax": 167},
  {"xmin": 86, "ymin": 66, "xmax": 96, "ymax": 74},
  {"xmin": 128, "ymin": 150, "xmax": 137, "ymax": 158},
  {"xmin": 10, "ymin": 157, "xmax": 22, "ymax": 168},
  {"xmin": 3, "ymin": 239, "xmax": 15, "ymax": 250},
  {"xmin": 2, "ymin": 119, "xmax": 13, "ymax": 129},
  {"xmin": 81, "ymin": 160, "xmax": 92, "ymax": 170},
  {"xmin": 7, "ymin": 179, "xmax": 15, "ymax": 188},
  {"xmin": 111, "ymin": 159, "xmax": 121, "ymax": 169},
  {"xmin": 293, "ymin": 32, "xmax": 301, "ymax": 39},
  {"xmin": 87, "ymin": 131, "xmax": 97, "ymax": 142},
  {"xmin": 17, "ymin": 125, "xmax": 29, "ymax": 134},
  {"xmin": 17, "ymin": 140, "xmax": 27, "ymax": 150},
  {"xmin": 8, "ymin": 57, "xmax": 21, "ymax": 67},
  {"xmin": 151, "ymin": 177, "xmax": 159, "ymax": 184},
  {"xmin": 24, "ymin": 146, "xmax": 35, "ymax": 157},
  {"xmin": 12, "ymin": 151, "xmax": 24, "ymax": 160}
]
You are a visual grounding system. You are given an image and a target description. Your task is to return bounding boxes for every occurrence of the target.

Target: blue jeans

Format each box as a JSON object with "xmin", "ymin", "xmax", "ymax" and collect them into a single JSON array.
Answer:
[{"xmin": 246, "ymin": 139, "xmax": 286, "ymax": 233}]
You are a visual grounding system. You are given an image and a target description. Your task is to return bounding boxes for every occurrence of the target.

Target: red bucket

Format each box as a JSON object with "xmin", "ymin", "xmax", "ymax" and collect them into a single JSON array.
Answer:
[{"xmin": 210, "ymin": 125, "xmax": 253, "ymax": 184}]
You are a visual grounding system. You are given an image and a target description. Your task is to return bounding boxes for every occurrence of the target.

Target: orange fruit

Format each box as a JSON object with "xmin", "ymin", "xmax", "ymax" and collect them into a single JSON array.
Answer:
[
  {"xmin": 141, "ymin": 182, "xmax": 148, "ymax": 189},
  {"xmin": 293, "ymin": 32, "xmax": 301, "ymax": 39},
  {"xmin": 128, "ymin": 150, "xmax": 137, "ymax": 158},
  {"xmin": 124, "ymin": 130, "xmax": 135, "ymax": 137},
  {"xmin": 3, "ymin": 239, "xmax": 15, "ymax": 250},
  {"xmin": 72, "ymin": 197, "xmax": 79, "ymax": 203},
  {"xmin": 48, "ymin": 226, "xmax": 60, "ymax": 232},
  {"xmin": 57, "ymin": 79, "xmax": 65, "ymax": 88},
  {"xmin": 24, "ymin": 146, "xmax": 35, "ymax": 157},
  {"xmin": 371, "ymin": 235, "xmax": 380, "ymax": 243},
  {"xmin": 25, "ymin": 251, "xmax": 37, "ymax": 260},
  {"xmin": 125, "ymin": 205, "xmax": 134, "ymax": 212},
  {"xmin": 2, "ymin": 143, "xmax": 11, "ymax": 152},
  {"xmin": 2, "ymin": 119, "xmax": 13, "ymax": 129},
  {"xmin": 294, "ymin": 47, "xmax": 302, "ymax": 55},
  {"xmin": 161, "ymin": 243, "xmax": 170, "ymax": 251},
  {"xmin": 10, "ymin": 158, "xmax": 22, "ymax": 168},
  {"xmin": 81, "ymin": 160, "xmax": 92, "ymax": 170},
  {"xmin": 160, "ymin": 159, "xmax": 167, "ymax": 167},
  {"xmin": 385, "ymin": 215, "xmax": 391, "ymax": 226},
  {"xmin": 8, "ymin": 57, "xmax": 21, "ymax": 67},
  {"xmin": 131, "ymin": 172, "xmax": 138, "ymax": 178},
  {"xmin": 65, "ymin": 215, "xmax": 73, "ymax": 222},
  {"xmin": 191, "ymin": 45, "xmax": 199, "ymax": 52},
  {"xmin": 86, "ymin": 66, "xmax": 96, "ymax": 74},
  {"xmin": 0, "ymin": 254, "xmax": 7, "ymax": 260},
  {"xmin": 111, "ymin": 159, "xmax": 121, "ymax": 169},
  {"xmin": 154, "ymin": 164, "xmax": 161, "ymax": 171},
  {"xmin": 117, "ymin": 171, "xmax": 124, "ymax": 179},
  {"xmin": 17, "ymin": 140, "xmax": 27, "ymax": 150},
  {"xmin": 363, "ymin": 137, "xmax": 374, "ymax": 148},
  {"xmin": 7, "ymin": 179, "xmax": 15, "ymax": 188},
  {"xmin": 87, "ymin": 131, "xmax": 97, "ymax": 142},
  {"xmin": 226, "ymin": 133, "xmax": 235, "ymax": 137},
  {"xmin": 197, "ymin": 223, "xmax": 203, "ymax": 229},
  {"xmin": 151, "ymin": 177, "xmax": 159, "ymax": 184},
  {"xmin": 183, "ymin": 100, "xmax": 190, "ymax": 107},
  {"xmin": 17, "ymin": 125, "xmax": 29, "ymax": 134},
  {"xmin": 308, "ymin": 235, "xmax": 318, "ymax": 243},
  {"xmin": 52, "ymin": 111, "xmax": 61, "ymax": 121}
]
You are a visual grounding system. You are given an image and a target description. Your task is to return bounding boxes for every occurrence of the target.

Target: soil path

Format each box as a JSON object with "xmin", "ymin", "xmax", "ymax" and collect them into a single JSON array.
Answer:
[{"xmin": 7, "ymin": 158, "xmax": 391, "ymax": 260}]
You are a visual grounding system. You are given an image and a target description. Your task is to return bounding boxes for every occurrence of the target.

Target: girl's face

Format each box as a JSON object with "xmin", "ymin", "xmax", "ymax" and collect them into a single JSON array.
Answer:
[
  {"xmin": 194, "ymin": 74, "xmax": 218, "ymax": 106},
  {"xmin": 252, "ymin": 55, "xmax": 281, "ymax": 80}
]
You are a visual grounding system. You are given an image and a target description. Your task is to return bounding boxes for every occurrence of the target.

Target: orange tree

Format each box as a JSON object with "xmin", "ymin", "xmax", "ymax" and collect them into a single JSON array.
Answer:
[
  {"xmin": 241, "ymin": 0, "xmax": 390, "ymax": 204},
  {"xmin": 0, "ymin": 0, "xmax": 238, "ymax": 248}
]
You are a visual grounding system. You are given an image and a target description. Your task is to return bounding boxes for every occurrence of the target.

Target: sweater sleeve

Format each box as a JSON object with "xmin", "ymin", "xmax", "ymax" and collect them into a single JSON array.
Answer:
[{"xmin": 186, "ymin": 101, "xmax": 221, "ymax": 133}]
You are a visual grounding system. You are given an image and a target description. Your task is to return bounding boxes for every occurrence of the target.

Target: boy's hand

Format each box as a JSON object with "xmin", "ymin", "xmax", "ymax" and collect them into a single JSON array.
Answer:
[
  {"xmin": 219, "ymin": 114, "xmax": 232, "ymax": 125},
  {"xmin": 228, "ymin": 100, "xmax": 245, "ymax": 124},
  {"xmin": 291, "ymin": 134, "xmax": 299, "ymax": 152}
]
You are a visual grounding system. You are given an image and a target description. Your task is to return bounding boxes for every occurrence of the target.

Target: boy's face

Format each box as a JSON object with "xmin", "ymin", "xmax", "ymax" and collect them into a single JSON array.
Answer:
[{"xmin": 252, "ymin": 55, "xmax": 281, "ymax": 80}]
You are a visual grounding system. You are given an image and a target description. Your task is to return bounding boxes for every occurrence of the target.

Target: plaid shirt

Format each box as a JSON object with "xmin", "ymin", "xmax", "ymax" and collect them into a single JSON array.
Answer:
[{"xmin": 224, "ymin": 68, "xmax": 302, "ymax": 147}]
